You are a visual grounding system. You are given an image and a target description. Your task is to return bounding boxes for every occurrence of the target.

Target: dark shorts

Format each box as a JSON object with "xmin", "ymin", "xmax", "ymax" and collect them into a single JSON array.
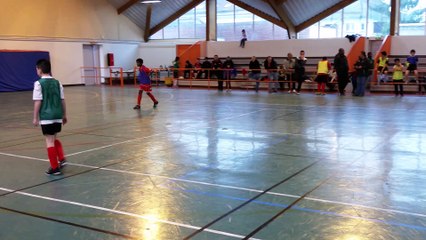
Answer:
[
  {"xmin": 139, "ymin": 84, "xmax": 152, "ymax": 92},
  {"xmin": 315, "ymin": 74, "xmax": 328, "ymax": 83},
  {"xmin": 378, "ymin": 66, "xmax": 388, "ymax": 72},
  {"xmin": 41, "ymin": 123, "xmax": 62, "ymax": 135},
  {"xmin": 407, "ymin": 64, "xmax": 417, "ymax": 72}
]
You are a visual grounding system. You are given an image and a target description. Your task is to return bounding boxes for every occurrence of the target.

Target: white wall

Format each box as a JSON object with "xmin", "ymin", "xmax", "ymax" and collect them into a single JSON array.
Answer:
[
  {"xmin": 0, "ymin": 40, "xmax": 83, "ymax": 85},
  {"xmin": 0, "ymin": 0, "xmax": 143, "ymax": 42},
  {"xmin": 0, "ymin": 40, "xmax": 141, "ymax": 85},
  {"xmin": 101, "ymin": 43, "xmax": 140, "ymax": 70},
  {"xmin": 390, "ymin": 36, "xmax": 426, "ymax": 55},
  {"xmin": 138, "ymin": 43, "xmax": 177, "ymax": 69},
  {"xmin": 207, "ymin": 38, "xmax": 353, "ymax": 57}
]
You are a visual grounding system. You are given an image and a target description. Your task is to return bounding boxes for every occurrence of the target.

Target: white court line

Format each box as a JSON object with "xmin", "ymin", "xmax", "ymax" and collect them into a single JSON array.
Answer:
[
  {"xmin": 66, "ymin": 109, "xmax": 266, "ymax": 157},
  {"xmin": 0, "ymin": 187, "xmax": 260, "ymax": 240},
  {"xmin": 1, "ymin": 151, "xmax": 426, "ymax": 219}
]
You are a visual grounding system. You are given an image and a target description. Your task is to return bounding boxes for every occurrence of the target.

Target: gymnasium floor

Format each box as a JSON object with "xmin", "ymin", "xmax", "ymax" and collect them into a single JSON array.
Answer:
[{"xmin": 0, "ymin": 85, "xmax": 425, "ymax": 240}]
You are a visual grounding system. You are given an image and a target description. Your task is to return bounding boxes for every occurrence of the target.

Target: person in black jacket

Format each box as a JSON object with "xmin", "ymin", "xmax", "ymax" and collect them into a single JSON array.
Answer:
[
  {"xmin": 333, "ymin": 48, "xmax": 349, "ymax": 96},
  {"xmin": 264, "ymin": 56, "xmax": 279, "ymax": 93},
  {"xmin": 294, "ymin": 50, "xmax": 307, "ymax": 94},
  {"xmin": 201, "ymin": 57, "xmax": 212, "ymax": 79},
  {"xmin": 223, "ymin": 56, "xmax": 235, "ymax": 91},
  {"xmin": 211, "ymin": 55, "xmax": 223, "ymax": 91},
  {"xmin": 184, "ymin": 60, "xmax": 193, "ymax": 79},
  {"xmin": 249, "ymin": 56, "xmax": 261, "ymax": 92},
  {"xmin": 354, "ymin": 51, "xmax": 369, "ymax": 97}
]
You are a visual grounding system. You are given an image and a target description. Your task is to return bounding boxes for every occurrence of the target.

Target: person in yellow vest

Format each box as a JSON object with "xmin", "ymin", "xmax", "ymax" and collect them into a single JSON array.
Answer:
[
  {"xmin": 393, "ymin": 58, "xmax": 404, "ymax": 97},
  {"xmin": 315, "ymin": 57, "xmax": 331, "ymax": 95},
  {"xmin": 377, "ymin": 51, "xmax": 389, "ymax": 83}
]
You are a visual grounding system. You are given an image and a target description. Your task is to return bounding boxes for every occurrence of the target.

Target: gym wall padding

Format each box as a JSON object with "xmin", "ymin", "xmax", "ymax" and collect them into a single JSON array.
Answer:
[{"xmin": 0, "ymin": 51, "xmax": 50, "ymax": 92}]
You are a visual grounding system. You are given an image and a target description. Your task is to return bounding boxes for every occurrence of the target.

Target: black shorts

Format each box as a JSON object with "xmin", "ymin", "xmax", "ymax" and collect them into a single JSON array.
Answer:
[
  {"xmin": 315, "ymin": 74, "xmax": 328, "ymax": 83},
  {"xmin": 407, "ymin": 64, "xmax": 417, "ymax": 72},
  {"xmin": 41, "ymin": 123, "xmax": 62, "ymax": 135},
  {"xmin": 378, "ymin": 66, "xmax": 388, "ymax": 72}
]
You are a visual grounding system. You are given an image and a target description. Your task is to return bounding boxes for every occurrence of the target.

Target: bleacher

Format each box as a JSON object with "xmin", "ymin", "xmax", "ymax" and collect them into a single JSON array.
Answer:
[
  {"xmin": 176, "ymin": 56, "xmax": 333, "ymax": 91},
  {"xmin": 370, "ymin": 55, "xmax": 426, "ymax": 94}
]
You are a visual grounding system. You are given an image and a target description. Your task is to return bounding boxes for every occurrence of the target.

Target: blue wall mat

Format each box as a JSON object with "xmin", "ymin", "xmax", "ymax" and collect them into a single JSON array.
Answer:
[{"xmin": 0, "ymin": 51, "xmax": 50, "ymax": 92}]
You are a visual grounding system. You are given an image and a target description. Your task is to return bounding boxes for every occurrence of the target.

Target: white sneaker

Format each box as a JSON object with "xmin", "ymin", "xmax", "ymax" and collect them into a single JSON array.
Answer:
[
  {"xmin": 292, "ymin": 89, "xmax": 297, "ymax": 93},
  {"xmin": 288, "ymin": 90, "xmax": 291, "ymax": 94}
]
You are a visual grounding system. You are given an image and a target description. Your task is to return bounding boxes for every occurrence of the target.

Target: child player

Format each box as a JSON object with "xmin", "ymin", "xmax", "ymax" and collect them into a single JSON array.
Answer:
[
  {"xmin": 133, "ymin": 58, "xmax": 159, "ymax": 109},
  {"xmin": 393, "ymin": 58, "xmax": 404, "ymax": 97},
  {"xmin": 315, "ymin": 56, "xmax": 331, "ymax": 95},
  {"xmin": 377, "ymin": 51, "xmax": 389, "ymax": 83},
  {"xmin": 33, "ymin": 59, "xmax": 67, "ymax": 175},
  {"xmin": 405, "ymin": 49, "xmax": 419, "ymax": 84}
]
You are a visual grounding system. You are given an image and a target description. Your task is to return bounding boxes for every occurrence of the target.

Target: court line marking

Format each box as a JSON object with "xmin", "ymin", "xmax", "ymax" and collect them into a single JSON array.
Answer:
[
  {"xmin": 1, "ymin": 151, "xmax": 426, "ymax": 219},
  {"xmin": 65, "ymin": 109, "xmax": 266, "ymax": 157},
  {"xmin": 0, "ymin": 187, "xmax": 260, "ymax": 240}
]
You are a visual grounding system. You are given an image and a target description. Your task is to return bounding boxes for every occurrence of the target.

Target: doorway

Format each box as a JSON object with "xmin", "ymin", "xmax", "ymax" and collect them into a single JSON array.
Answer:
[{"xmin": 82, "ymin": 44, "xmax": 101, "ymax": 85}]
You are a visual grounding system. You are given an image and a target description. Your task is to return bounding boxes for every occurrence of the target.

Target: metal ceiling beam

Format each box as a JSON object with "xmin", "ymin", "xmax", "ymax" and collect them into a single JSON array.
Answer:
[
  {"xmin": 295, "ymin": 0, "xmax": 356, "ymax": 32},
  {"xmin": 267, "ymin": 0, "xmax": 296, "ymax": 39},
  {"xmin": 275, "ymin": 0, "xmax": 288, "ymax": 5},
  {"xmin": 149, "ymin": 0, "xmax": 204, "ymax": 38},
  {"xmin": 227, "ymin": 0, "xmax": 287, "ymax": 29},
  {"xmin": 390, "ymin": 0, "xmax": 399, "ymax": 35},
  {"xmin": 143, "ymin": 4, "xmax": 152, "ymax": 42},
  {"xmin": 117, "ymin": 0, "xmax": 139, "ymax": 15}
]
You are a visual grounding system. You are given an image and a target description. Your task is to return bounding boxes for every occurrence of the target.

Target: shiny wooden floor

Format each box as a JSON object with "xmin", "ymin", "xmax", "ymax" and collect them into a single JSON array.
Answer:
[{"xmin": 0, "ymin": 85, "xmax": 425, "ymax": 240}]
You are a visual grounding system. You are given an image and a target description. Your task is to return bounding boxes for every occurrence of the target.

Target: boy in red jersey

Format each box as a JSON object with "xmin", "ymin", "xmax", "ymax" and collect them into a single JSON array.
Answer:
[
  {"xmin": 33, "ymin": 59, "xmax": 67, "ymax": 175},
  {"xmin": 133, "ymin": 58, "xmax": 159, "ymax": 109}
]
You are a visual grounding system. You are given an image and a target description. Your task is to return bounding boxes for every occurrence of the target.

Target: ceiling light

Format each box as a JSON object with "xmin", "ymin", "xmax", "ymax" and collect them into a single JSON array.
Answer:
[{"xmin": 141, "ymin": 0, "xmax": 162, "ymax": 3}]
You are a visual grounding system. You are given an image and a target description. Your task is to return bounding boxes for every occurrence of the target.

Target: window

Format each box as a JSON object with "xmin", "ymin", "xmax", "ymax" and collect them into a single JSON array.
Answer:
[
  {"xmin": 298, "ymin": 23, "xmax": 319, "ymax": 39},
  {"xmin": 216, "ymin": 0, "xmax": 288, "ymax": 41},
  {"xmin": 179, "ymin": 9, "xmax": 195, "ymax": 38},
  {"xmin": 399, "ymin": 0, "xmax": 426, "ymax": 35},
  {"xmin": 149, "ymin": 1, "xmax": 205, "ymax": 40},
  {"xmin": 320, "ymin": 10, "xmax": 342, "ymax": 38},
  {"xmin": 368, "ymin": 0, "xmax": 391, "ymax": 36}
]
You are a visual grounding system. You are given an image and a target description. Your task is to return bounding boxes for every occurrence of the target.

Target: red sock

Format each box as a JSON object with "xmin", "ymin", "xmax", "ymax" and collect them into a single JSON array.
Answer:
[
  {"xmin": 317, "ymin": 83, "xmax": 321, "ymax": 92},
  {"xmin": 54, "ymin": 140, "xmax": 65, "ymax": 161},
  {"xmin": 321, "ymin": 83, "xmax": 326, "ymax": 93},
  {"xmin": 137, "ymin": 91, "xmax": 142, "ymax": 105},
  {"xmin": 147, "ymin": 92, "xmax": 158, "ymax": 103},
  {"xmin": 47, "ymin": 147, "xmax": 59, "ymax": 169}
]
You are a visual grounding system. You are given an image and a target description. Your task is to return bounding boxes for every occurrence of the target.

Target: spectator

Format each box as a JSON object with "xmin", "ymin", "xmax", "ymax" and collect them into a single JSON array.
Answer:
[
  {"xmin": 264, "ymin": 56, "xmax": 279, "ymax": 93},
  {"xmin": 201, "ymin": 57, "xmax": 212, "ymax": 79},
  {"xmin": 249, "ymin": 56, "xmax": 261, "ymax": 92},
  {"xmin": 194, "ymin": 58, "xmax": 202, "ymax": 79},
  {"xmin": 333, "ymin": 48, "xmax": 349, "ymax": 96},
  {"xmin": 211, "ymin": 55, "xmax": 223, "ymax": 91},
  {"xmin": 354, "ymin": 51, "xmax": 369, "ymax": 96},
  {"xmin": 223, "ymin": 56, "xmax": 235, "ymax": 91},
  {"xmin": 240, "ymin": 29, "xmax": 247, "ymax": 48},
  {"xmin": 315, "ymin": 57, "xmax": 331, "ymax": 95},
  {"xmin": 184, "ymin": 60, "xmax": 193, "ymax": 79},
  {"xmin": 172, "ymin": 56, "xmax": 180, "ymax": 78},
  {"xmin": 282, "ymin": 53, "xmax": 296, "ymax": 93},
  {"xmin": 377, "ymin": 51, "xmax": 389, "ymax": 83},
  {"xmin": 294, "ymin": 50, "xmax": 308, "ymax": 95}
]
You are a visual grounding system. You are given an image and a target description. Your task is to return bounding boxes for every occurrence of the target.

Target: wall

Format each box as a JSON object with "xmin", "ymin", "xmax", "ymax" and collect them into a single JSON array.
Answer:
[
  {"xmin": 390, "ymin": 36, "xmax": 426, "ymax": 55},
  {"xmin": 0, "ymin": 40, "xmax": 140, "ymax": 85},
  {"xmin": 0, "ymin": 0, "xmax": 144, "ymax": 86},
  {"xmin": 137, "ymin": 39, "xmax": 203, "ymax": 68},
  {"xmin": 207, "ymin": 38, "xmax": 353, "ymax": 57},
  {"xmin": 0, "ymin": 0, "xmax": 143, "ymax": 41}
]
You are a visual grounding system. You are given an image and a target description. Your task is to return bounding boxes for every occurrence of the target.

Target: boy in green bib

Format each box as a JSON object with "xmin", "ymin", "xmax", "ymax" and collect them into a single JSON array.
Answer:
[{"xmin": 33, "ymin": 59, "xmax": 67, "ymax": 175}]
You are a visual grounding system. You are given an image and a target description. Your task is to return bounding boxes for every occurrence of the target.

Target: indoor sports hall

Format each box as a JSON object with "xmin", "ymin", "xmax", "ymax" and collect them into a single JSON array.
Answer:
[
  {"xmin": 1, "ymin": 85, "xmax": 426, "ymax": 239},
  {"xmin": 1, "ymin": 0, "xmax": 426, "ymax": 239}
]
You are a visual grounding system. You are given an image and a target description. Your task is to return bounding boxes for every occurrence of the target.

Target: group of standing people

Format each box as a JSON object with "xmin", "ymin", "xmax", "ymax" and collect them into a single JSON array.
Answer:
[
  {"xmin": 171, "ymin": 47, "xmax": 422, "ymax": 96},
  {"xmin": 249, "ymin": 51, "xmax": 309, "ymax": 94}
]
